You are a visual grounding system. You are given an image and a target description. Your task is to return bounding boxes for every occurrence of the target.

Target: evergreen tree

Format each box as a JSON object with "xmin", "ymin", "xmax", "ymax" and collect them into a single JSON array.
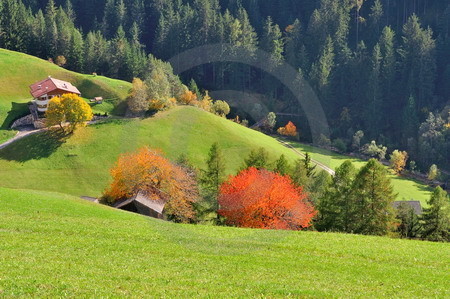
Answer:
[
  {"xmin": 316, "ymin": 160, "xmax": 356, "ymax": 232},
  {"xmin": 365, "ymin": 43, "xmax": 382, "ymax": 138},
  {"xmin": 351, "ymin": 159, "xmax": 397, "ymax": 235},
  {"xmin": 274, "ymin": 154, "xmax": 289, "ymax": 175},
  {"xmin": 310, "ymin": 36, "xmax": 334, "ymax": 102},
  {"xmin": 399, "ymin": 14, "xmax": 436, "ymax": 110},
  {"xmin": 67, "ymin": 28, "xmax": 84, "ymax": 72},
  {"xmin": 396, "ymin": 202, "xmax": 421, "ymax": 239},
  {"xmin": 0, "ymin": 0, "xmax": 29, "ymax": 51},
  {"xmin": 261, "ymin": 16, "xmax": 284, "ymax": 66},
  {"xmin": 421, "ymin": 186, "xmax": 449, "ymax": 242},
  {"xmin": 199, "ymin": 142, "xmax": 226, "ymax": 211},
  {"xmin": 243, "ymin": 147, "xmax": 269, "ymax": 170},
  {"xmin": 303, "ymin": 153, "xmax": 316, "ymax": 178},
  {"xmin": 290, "ymin": 158, "xmax": 309, "ymax": 187},
  {"xmin": 45, "ymin": 0, "xmax": 58, "ymax": 57},
  {"xmin": 379, "ymin": 26, "xmax": 396, "ymax": 112}
]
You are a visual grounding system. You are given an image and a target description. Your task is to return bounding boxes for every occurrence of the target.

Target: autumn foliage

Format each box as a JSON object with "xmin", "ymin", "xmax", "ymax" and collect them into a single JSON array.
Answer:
[
  {"xmin": 218, "ymin": 168, "xmax": 315, "ymax": 230},
  {"xmin": 277, "ymin": 121, "xmax": 297, "ymax": 137},
  {"xmin": 179, "ymin": 90, "xmax": 198, "ymax": 105},
  {"xmin": 46, "ymin": 93, "xmax": 93, "ymax": 132},
  {"xmin": 104, "ymin": 147, "xmax": 198, "ymax": 223}
]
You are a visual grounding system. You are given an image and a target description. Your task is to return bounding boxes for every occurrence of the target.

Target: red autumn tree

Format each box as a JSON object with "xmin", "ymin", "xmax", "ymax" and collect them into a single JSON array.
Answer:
[
  {"xmin": 277, "ymin": 121, "xmax": 297, "ymax": 137},
  {"xmin": 103, "ymin": 147, "xmax": 198, "ymax": 223},
  {"xmin": 218, "ymin": 168, "xmax": 316, "ymax": 230}
]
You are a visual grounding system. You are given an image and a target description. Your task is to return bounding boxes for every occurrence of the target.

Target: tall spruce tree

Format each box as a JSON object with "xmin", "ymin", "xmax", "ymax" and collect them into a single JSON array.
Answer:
[
  {"xmin": 199, "ymin": 142, "xmax": 226, "ymax": 211},
  {"xmin": 421, "ymin": 186, "xmax": 449, "ymax": 242},
  {"xmin": 351, "ymin": 159, "xmax": 397, "ymax": 235},
  {"xmin": 316, "ymin": 160, "xmax": 357, "ymax": 232}
]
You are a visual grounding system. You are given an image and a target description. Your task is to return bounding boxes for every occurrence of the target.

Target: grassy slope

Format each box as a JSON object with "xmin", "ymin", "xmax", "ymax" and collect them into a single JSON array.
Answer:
[
  {"xmin": 0, "ymin": 106, "xmax": 432, "ymax": 203},
  {"xmin": 0, "ymin": 48, "xmax": 131, "ymax": 128},
  {"xmin": 0, "ymin": 106, "xmax": 304, "ymax": 196},
  {"xmin": 1, "ymin": 187, "xmax": 448, "ymax": 297},
  {"xmin": 288, "ymin": 142, "xmax": 432, "ymax": 205}
]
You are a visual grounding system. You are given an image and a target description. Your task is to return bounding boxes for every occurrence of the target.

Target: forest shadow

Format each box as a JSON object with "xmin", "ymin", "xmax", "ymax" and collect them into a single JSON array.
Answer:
[{"xmin": 0, "ymin": 129, "xmax": 68, "ymax": 162}]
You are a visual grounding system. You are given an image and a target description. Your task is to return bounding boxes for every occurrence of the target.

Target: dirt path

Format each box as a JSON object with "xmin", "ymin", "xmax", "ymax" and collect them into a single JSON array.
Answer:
[
  {"xmin": 0, "ymin": 128, "xmax": 45, "ymax": 150},
  {"xmin": 277, "ymin": 138, "xmax": 335, "ymax": 176}
]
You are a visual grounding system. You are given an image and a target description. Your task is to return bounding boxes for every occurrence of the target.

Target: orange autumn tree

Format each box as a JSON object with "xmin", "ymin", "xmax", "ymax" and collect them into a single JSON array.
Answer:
[
  {"xmin": 104, "ymin": 147, "xmax": 198, "ymax": 223},
  {"xmin": 179, "ymin": 90, "xmax": 198, "ymax": 105},
  {"xmin": 218, "ymin": 168, "xmax": 316, "ymax": 230},
  {"xmin": 277, "ymin": 121, "xmax": 297, "ymax": 137}
]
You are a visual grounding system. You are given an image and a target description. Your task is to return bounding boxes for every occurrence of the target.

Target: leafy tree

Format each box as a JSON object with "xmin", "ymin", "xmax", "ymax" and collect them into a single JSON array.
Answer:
[
  {"xmin": 46, "ymin": 93, "xmax": 93, "ymax": 133},
  {"xmin": 390, "ymin": 150, "xmax": 408, "ymax": 174},
  {"xmin": 427, "ymin": 164, "xmax": 440, "ymax": 181},
  {"xmin": 277, "ymin": 121, "xmax": 297, "ymax": 137},
  {"xmin": 243, "ymin": 147, "xmax": 269, "ymax": 170},
  {"xmin": 263, "ymin": 112, "xmax": 276, "ymax": 132},
  {"xmin": 362, "ymin": 140, "xmax": 387, "ymax": 160},
  {"xmin": 316, "ymin": 160, "xmax": 357, "ymax": 232},
  {"xmin": 352, "ymin": 130, "xmax": 364, "ymax": 150},
  {"xmin": 179, "ymin": 90, "xmax": 197, "ymax": 105},
  {"xmin": 218, "ymin": 168, "xmax": 315, "ymax": 230},
  {"xmin": 211, "ymin": 100, "xmax": 230, "ymax": 117},
  {"xmin": 351, "ymin": 159, "xmax": 397, "ymax": 235},
  {"xmin": 421, "ymin": 187, "xmax": 449, "ymax": 242},
  {"xmin": 127, "ymin": 78, "xmax": 148, "ymax": 115},
  {"xmin": 103, "ymin": 147, "xmax": 198, "ymax": 223},
  {"xmin": 274, "ymin": 154, "xmax": 290, "ymax": 176}
]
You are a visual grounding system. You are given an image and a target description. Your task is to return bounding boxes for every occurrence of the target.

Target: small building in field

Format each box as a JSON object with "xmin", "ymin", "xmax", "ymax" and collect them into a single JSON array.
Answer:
[
  {"xmin": 29, "ymin": 76, "xmax": 81, "ymax": 113},
  {"xmin": 392, "ymin": 201, "xmax": 423, "ymax": 215},
  {"xmin": 114, "ymin": 191, "xmax": 166, "ymax": 219}
]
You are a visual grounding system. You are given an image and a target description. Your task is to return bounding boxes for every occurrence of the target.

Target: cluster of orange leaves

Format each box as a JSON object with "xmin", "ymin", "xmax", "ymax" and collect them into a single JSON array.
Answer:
[
  {"xmin": 218, "ymin": 167, "xmax": 316, "ymax": 230},
  {"xmin": 277, "ymin": 121, "xmax": 297, "ymax": 137},
  {"xmin": 179, "ymin": 90, "xmax": 198, "ymax": 105},
  {"xmin": 104, "ymin": 147, "xmax": 197, "ymax": 223}
]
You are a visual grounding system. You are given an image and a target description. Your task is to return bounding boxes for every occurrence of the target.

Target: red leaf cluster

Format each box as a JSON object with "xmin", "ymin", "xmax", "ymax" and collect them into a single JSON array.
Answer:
[{"xmin": 218, "ymin": 168, "xmax": 316, "ymax": 230}]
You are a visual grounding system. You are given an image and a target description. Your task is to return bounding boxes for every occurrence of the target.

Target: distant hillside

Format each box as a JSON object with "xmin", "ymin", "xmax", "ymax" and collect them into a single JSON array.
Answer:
[
  {"xmin": 0, "ymin": 106, "xmax": 432, "ymax": 204},
  {"xmin": 1, "ymin": 187, "xmax": 448, "ymax": 297},
  {"xmin": 0, "ymin": 49, "xmax": 132, "ymax": 128}
]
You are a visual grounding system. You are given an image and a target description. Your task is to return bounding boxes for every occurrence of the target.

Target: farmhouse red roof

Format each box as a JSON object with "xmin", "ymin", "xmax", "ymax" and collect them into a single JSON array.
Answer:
[{"xmin": 30, "ymin": 77, "xmax": 81, "ymax": 98}]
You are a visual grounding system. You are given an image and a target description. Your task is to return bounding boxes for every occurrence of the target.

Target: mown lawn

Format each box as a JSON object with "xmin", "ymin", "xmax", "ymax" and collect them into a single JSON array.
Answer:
[
  {"xmin": 0, "ymin": 48, "xmax": 131, "ymax": 129},
  {"xmin": 0, "ymin": 187, "xmax": 448, "ymax": 297},
  {"xmin": 287, "ymin": 141, "xmax": 433, "ymax": 205}
]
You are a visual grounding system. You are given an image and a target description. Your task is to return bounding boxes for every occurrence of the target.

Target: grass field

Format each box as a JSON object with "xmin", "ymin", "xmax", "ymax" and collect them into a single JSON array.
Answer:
[
  {"xmin": 0, "ymin": 49, "xmax": 131, "ymax": 128},
  {"xmin": 0, "ymin": 106, "xmax": 433, "ymax": 204},
  {"xmin": 0, "ymin": 187, "xmax": 448, "ymax": 297},
  {"xmin": 287, "ymin": 142, "xmax": 433, "ymax": 205},
  {"xmin": 0, "ymin": 106, "xmax": 304, "ymax": 196}
]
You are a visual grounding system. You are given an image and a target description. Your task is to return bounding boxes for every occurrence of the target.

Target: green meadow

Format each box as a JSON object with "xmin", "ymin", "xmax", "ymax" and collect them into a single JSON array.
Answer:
[
  {"xmin": 0, "ymin": 48, "xmax": 131, "ymax": 129},
  {"xmin": 0, "ymin": 187, "xmax": 448, "ymax": 297}
]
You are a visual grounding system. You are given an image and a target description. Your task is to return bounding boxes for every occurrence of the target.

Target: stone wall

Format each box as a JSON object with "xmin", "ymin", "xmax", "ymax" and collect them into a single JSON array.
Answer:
[{"xmin": 11, "ymin": 114, "xmax": 34, "ymax": 128}]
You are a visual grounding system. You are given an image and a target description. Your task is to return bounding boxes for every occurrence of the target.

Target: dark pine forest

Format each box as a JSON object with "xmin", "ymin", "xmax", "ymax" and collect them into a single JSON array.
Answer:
[{"xmin": 1, "ymin": 0, "xmax": 449, "ymax": 171}]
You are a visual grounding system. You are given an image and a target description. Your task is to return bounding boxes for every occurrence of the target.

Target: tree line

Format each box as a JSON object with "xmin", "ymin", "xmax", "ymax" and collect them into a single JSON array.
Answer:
[
  {"xmin": 1, "ymin": 0, "xmax": 449, "ymax": 172},
  {"xmin": 102, "ymin": 142, "xmax": 449, "ymax": 242}
]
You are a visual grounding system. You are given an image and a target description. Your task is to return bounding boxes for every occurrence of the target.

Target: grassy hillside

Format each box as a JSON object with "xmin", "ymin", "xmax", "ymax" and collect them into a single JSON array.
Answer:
[
  {"xmin": 1, "ymin": 187, "xmax": 448, "ymax": 297},
  {"xmin": 0, "ymin": 106, "xmax": 304, "ymax": 196},
  {"xmin": 0, "ymin": 106, "xmax": 432, "ymax": 204},
  {"xmin": 0, "ymin": 49, "xmax": 132, "ymax": 128},
  {"xmin": 287, "ymin": 142, "xmax": 433, "ymax": 205}
]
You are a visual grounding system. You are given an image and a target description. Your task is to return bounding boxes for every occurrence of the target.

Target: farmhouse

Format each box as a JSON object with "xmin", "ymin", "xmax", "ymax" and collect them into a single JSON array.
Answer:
[{"xmin": 29, "ymin": 76, "xmax": 81, "ymax": 113}]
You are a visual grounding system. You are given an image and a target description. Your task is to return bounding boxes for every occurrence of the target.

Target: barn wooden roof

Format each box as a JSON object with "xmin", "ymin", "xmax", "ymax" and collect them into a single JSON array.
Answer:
[
  {"xmin": 393, "ymin": 201, "xmax": 423, "ymax": 215},
  {"xmin": 30, "ymin": 76, "xmax": 81, "ymax": 98}
]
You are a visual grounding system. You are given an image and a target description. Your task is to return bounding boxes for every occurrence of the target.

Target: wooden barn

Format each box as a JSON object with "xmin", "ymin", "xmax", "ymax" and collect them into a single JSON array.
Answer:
[{"xmin": 114, "ymin": 192, "xmax": 166, "ymax": 219}]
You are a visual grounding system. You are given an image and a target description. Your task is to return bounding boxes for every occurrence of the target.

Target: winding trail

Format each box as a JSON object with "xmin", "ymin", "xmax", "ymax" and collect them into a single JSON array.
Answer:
[
  {"xmin": 0, "ymin": 127, "xmax": 44, "ymax": 150},
  {"xmin": 276, "ymin": 138, "xmax": 335, "ymax": 176}
]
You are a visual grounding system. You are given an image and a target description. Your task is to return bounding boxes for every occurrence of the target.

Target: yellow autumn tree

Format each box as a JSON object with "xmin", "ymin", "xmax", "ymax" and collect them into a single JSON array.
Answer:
[
  {"xmin": 179, "ymin": 90, "xmax": 197, "ymax": 105},
  {"xmin": 389, "ymin": 150, "xmax": 408, "ymax": 174},
  {"xmin": 46, "ymin": 93, "xmax": 93, "ymax": 133}
]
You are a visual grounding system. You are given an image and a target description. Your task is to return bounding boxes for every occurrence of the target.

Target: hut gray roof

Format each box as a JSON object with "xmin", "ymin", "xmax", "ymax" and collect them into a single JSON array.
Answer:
[{"xmin": 392, "ymin": 201, "xmax": 423, "ymax": 215}]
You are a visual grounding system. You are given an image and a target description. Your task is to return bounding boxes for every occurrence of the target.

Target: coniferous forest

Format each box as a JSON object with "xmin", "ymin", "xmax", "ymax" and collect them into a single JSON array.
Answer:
[{"xmin": 1, "ymin": 0, "xmax": 449, "ymax": 171}]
